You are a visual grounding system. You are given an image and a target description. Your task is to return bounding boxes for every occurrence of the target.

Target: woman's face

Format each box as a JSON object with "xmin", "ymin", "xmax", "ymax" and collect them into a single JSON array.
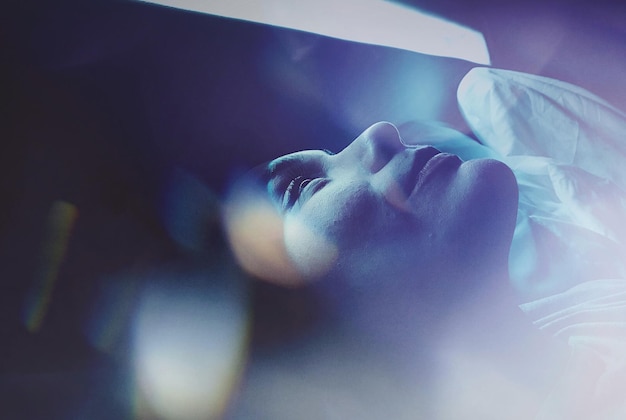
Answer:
[{"xmin": 259, "ymin": 122, "xmax": 518, "ymax": 293}]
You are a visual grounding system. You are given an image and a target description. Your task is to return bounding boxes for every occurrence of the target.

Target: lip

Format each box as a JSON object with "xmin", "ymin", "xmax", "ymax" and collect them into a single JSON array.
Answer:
[
  {"xmin": 404, "ymin": 146, "xmax": 440, "ymax": 189},
  {"xmin": 409, "ymin": 150, "xmax": 460, "ymax": 195},
  {"xmin": 379, "ymin": 147, "xmax": 444, "ymax": 211}
]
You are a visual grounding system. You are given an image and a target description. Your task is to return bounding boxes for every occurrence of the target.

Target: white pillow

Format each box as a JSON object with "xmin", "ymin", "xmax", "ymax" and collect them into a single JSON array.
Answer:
[{"xmin": 457, "ymin": 68, "xmax": 626, "ymax": 300}]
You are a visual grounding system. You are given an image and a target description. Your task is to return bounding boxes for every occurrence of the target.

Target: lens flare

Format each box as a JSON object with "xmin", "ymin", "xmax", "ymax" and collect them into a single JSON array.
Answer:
[
  {"xmin": 161, "ymin": 168, "xmax": 219, "ymax": 253},
  {"xmin": 85, "ymin": 274, "xmax": 139, "ymax": 355},
  {"xmin": 132, "ymin": 268, "xmax": 249, "ymax": 420},
  {"xmin": 223, "ymin": 175, "xmax": 304, "ymax": 286},
  {"xmin": 23, "ymin": 200, "xmax": 78, "ymax": 332},
  {"xmin": 283, "ymin": 214, "xmax": 338, "ymax": 279}
]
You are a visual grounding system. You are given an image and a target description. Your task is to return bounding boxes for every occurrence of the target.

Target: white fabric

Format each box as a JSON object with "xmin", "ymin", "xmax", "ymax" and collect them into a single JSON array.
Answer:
[
  {"xmin": 456, "ymin": 67, "xmax": 626, "ymax": 419},
  {"xmin": 521, "ymin": 279, "xmax": 626, "ymax": 419},
  {"xmin": 457, "ymin": 67, "xmax": 626, "ymax": 300}
]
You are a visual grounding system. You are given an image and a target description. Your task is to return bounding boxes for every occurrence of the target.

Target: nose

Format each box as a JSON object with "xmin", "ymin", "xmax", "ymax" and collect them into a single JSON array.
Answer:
[{"xmin": 358, "ymin": 121, "xmax": 405, "ymax": 173}]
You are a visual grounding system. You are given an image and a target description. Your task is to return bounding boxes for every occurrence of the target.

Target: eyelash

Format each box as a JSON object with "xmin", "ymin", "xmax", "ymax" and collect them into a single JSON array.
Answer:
[
  {"xmin": 283, "ymin": 176, "xmax": 301, "ymax": 208},
  {"xmin": 282, "ymin": 164, "xmax": 313, "ymax": 209},
  {"xmin": 268, "ymin": 150, "xmax": 332, "ymax": 211}
]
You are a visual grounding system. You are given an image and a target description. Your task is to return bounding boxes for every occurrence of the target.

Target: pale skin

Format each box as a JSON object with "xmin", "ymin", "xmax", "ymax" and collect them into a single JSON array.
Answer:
[
  {"xmin": 262, "ymin": 121, "xmax": 518, "ymax": 315},
  {"xmin": 229, "ymin": 122, "xmax": 567, "ymax": 418}
]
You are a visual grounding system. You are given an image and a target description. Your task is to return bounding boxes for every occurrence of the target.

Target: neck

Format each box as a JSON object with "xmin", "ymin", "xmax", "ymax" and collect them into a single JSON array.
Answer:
[{"xmin": 289, "ymin": 267, "xmax": 568, "ymax": 417}]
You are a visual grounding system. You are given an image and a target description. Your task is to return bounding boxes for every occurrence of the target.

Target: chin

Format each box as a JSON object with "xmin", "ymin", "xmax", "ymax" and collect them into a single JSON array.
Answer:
[
  {"xmin": 447, "ymin": 159, "xmax": 519, "ymax": 268},
  {"xmin": 462, "ymin": 158, "xmax": 518, "ymax": 216}
]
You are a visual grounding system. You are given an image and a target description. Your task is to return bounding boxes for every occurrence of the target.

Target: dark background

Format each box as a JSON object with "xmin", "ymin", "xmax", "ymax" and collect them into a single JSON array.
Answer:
[{"xmin": 1, "ymin": 0, "xmax": 625, "ymax": 417}]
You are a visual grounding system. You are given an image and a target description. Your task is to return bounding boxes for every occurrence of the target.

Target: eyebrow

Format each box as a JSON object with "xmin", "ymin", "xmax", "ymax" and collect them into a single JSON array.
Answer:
[
  {"xmin": 253, "ymin": 156, "xmax": 295, "ymax": 184},
  {"xmin": 250, "ymin": 149, "xmax": 336, "ymax": 205},
  {"xmin": 255, "ymin": 149, "xmax": 334, "ymax": 182}
]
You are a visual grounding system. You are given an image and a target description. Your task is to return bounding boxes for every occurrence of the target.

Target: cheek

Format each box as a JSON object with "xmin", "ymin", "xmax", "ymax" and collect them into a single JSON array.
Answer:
[
  {"xmin": 284, "ymin": 183, "xmax": 386, "ymax": 280},
  {"xmin": 451, "ymin": 160, "xmax": 518, "ymax": 231},
  {"xmin": 283, "ymin": 216, "xmax": 338, "ymax": 280},
  {"xmin": 423, "ymin": 159, "xmax": 518, "ymax": 270}
]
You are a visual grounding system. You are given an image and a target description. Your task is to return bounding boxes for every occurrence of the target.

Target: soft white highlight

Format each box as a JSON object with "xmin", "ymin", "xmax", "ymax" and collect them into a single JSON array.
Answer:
[{"xmin": 137, "ymin": 0, "xmax": 490, "ymax": 64}]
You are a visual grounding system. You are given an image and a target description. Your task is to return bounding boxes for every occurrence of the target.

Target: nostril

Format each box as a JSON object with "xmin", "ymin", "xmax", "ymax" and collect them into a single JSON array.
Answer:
[{"xmin": 366, "ymin": 122, "xmax": 404, "ymax": 172}]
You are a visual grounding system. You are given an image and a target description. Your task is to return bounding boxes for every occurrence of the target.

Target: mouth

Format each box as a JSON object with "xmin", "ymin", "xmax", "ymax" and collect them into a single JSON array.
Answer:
[
  {"xmin": 380, "ymin": 146, "xmax": 442, "ymax": 211},
  {"xmin": 379, "ymin": 147, "xmax": 462, "ymax": 212},
  {"xmin": 407, "ymin": 148, "xmax": 462, "ymax": 196},
  {"xmin": 406, "ymin": 146, "xmax": 441, "ymax": 188}
]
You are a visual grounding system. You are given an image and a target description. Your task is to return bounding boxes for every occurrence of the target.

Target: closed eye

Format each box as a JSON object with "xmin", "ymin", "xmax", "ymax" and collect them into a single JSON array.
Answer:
[
  {"xmin": 262, "ymin": 150, "xmax": 330, "ymax": 211},
  {"xmin": 299, "ymin": 178, "xmax": 314, "ymax": 191},
  {"xmin": 283, "ymin": 175, "xmax": 302, "ymax": 208},
  {"xmin": 283, "ymin": 176, "xmax": 317, "ymax": 209}
]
